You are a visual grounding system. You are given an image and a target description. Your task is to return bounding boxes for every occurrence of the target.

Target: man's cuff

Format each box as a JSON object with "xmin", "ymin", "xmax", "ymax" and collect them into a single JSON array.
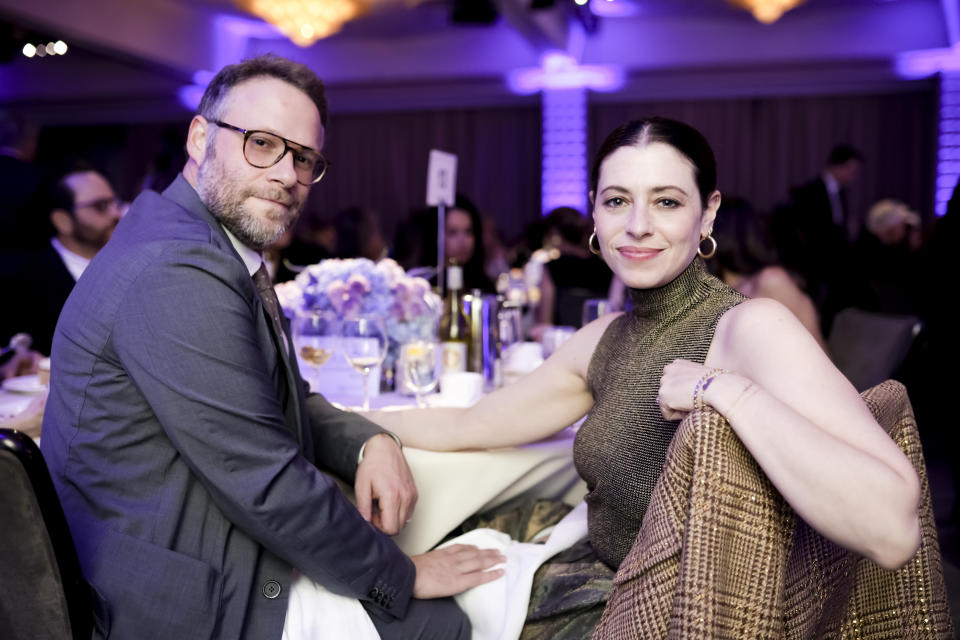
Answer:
[{"xmin": 357, "ymin": 430, "xmax": 403, "ymax": 465}]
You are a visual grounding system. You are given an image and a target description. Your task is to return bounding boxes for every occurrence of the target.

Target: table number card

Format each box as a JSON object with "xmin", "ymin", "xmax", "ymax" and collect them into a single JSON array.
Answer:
[{"xmin": 426, "ymin": 149, "xmax": 457, "ymax": 207}]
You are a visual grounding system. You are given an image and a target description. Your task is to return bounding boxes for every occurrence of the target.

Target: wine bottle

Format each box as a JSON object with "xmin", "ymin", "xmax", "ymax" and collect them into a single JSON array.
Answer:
[{"xmin": 438, "ymin": 264, "xmax": 471, "ymax": 375}]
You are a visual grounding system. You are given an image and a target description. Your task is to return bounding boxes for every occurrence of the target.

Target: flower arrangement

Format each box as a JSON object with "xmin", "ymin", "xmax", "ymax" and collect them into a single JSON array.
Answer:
[{"xmin": 276, "ymin": 257, "xmax": 441, "ymax": 349}]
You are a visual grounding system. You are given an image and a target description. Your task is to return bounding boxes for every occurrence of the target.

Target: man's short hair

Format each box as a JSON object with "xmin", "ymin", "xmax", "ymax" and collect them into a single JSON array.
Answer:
[
  {"xmin": 47, "ymin": 161, "xmax": 98, "ymax": 217},
  {"xmin": 197, "ymin": 55, "xmax": 327, "ymax": 127},
  {"xmin": 826, "ymin": 145, "xmax": 863, "ymax": 167}
]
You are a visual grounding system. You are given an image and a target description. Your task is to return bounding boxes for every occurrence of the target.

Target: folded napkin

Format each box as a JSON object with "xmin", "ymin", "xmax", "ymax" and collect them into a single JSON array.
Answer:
[
  {"xmin": 441, "ymin": 501, "xmax": 589, "ymax": 640},
  {"xmin": 281, "ymin": 502, "xmax": 589, "ymax": 640},
  {"xmin": 282, "ymin": 571, "xmax": 381, "ymax": 640}
]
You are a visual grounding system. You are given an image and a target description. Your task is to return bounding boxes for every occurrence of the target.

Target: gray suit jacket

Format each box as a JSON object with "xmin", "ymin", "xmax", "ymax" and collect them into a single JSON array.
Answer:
[{"xmin": 41, "ymin": 175, "xmax": 415, "ymax": 639}]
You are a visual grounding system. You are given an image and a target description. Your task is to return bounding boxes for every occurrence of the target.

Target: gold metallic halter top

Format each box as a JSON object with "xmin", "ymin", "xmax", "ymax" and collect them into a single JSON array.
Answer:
[{"xmin": 573, "ymin": 258, "xmax": 745, "ymax": 568}]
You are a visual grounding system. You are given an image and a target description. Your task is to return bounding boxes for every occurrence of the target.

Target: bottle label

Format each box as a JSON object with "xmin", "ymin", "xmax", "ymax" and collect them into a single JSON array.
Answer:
[{"xmin": 440, "ymin": 342, "xmax": 467, "ymax": 373}]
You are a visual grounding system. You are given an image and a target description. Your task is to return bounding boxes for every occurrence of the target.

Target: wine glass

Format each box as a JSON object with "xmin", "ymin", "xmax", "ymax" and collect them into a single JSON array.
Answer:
[
  {"xmin": 291, "ymin": 310, "xmax": 338, "ymax": 393},
  {"xmin": 401, "ymin": 340, "xmax": 439, "ymax": 408},
  {"xmin": 339, "ymin": 314, "xmax": 388, "ymax": 411}
]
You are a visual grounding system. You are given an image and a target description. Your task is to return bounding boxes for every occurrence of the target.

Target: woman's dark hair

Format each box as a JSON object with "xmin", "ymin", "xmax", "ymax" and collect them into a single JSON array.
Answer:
[
  {"xmin": 589, "ymin": 117, "xmax": 717, "ymax": 208},
  {"xmin": 711, "ymin": 196, "xmax": 778, "ymax": 277},
  {"xmin": 393, "ymin": 193, "xmax": 493, "ymax": 292}
]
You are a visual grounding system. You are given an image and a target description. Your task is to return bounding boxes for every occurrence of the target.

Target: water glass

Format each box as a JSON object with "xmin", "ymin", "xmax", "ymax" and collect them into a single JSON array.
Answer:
[
  {"xmin": 401, "ymin": 340, "xmax": 439, "ymax": 407},
  {"xmin": 339, "ymin": 315, "xmax": 388, "ymax": 411},
  {"xmin": 291, "ymin": 310, "xmax": 338, "ymax": 393}
]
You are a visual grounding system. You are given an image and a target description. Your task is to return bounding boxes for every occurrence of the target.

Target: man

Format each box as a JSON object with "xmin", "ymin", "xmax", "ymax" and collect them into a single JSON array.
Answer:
[
  {"xmin": 0, "ymin": 167, "xmax": 122, "ymax": 358},
  {"xmin": 772, "ymin": 145, "xmax": 864, "ymax": 330},
  {"xmin": 0, "ymin": 109, "xmax": 48, "ymax": 251},
  {"xmin": 42, "ymin": 55, "xmax": 501, "ymax": 640}
]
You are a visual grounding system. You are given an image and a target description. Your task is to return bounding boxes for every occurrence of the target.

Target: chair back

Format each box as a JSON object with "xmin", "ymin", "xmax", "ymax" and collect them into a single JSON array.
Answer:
[
  {"xmin": 828, "ymin": 307, "xmax": 922, "ymax": 391},
  {"xmin": 0, "ymin": 429, "xmax": 91, "ymax": 639}
]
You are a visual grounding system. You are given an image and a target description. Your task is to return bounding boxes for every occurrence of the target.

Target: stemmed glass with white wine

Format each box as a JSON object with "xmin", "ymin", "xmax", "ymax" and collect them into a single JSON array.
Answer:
[
  {"xmin": 339, "ymin": 314, "xmax": 388, "ymax": 411},
  {"xmin": 291, "ymin": 310, "xmax": 338, "ymax": 393},
  {"xmin": 401, "ymin": 340, "xmax": 439, "ymax": 408}
]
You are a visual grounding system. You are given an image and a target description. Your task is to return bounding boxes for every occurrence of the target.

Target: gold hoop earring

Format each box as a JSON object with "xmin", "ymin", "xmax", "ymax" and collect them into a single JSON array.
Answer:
[
  {"xmin": 588, "ymin": 229, "xmax": 601, "ymax": 256},
  {"xmin": 698, "ymin": 233, "xmax": 717, "ymax": 259}
]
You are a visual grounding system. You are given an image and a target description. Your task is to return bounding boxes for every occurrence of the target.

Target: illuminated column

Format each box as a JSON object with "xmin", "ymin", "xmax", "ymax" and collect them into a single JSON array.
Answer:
[
  {"xmin": 508, "ymin": 52, "xmax": 622, "ymax": 216},
  {"xmin": 541, "ymin": 88, "xmax": 587, "ymax": 213},
  {"xmin": 937, "ymin": 72, "xmax": 960, "ymax": 216}
]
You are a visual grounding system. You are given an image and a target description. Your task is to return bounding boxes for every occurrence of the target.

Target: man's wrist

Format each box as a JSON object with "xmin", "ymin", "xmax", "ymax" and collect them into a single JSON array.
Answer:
[{"xmin": 357, "ymin": 430, "xmax": 403, "ymax": 465}]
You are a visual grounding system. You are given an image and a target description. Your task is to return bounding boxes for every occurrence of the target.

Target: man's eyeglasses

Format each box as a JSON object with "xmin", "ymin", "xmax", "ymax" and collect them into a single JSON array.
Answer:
[
  {"xmin": 74, "ymin": 197, "xmax": 120, "ymax": 214},
  {"xmin": 208, "ymin": 119, "xmax": 328, "ymax": 186}
]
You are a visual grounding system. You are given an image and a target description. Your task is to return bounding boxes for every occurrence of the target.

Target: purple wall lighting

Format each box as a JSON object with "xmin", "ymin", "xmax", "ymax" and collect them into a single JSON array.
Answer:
[
  {"xmin": 936, "ymin": 73, "xmax": 960, "ymax": 216},
  {"xmin": 542, "ymin": 87, "xmax": 588, "ymax": 214},
  {"xmin": 178, "ymin": 14, "xmax": 282, "ymax": 113},
  {"xmin": 507, "ymin": 51, "xmax": 623, "ymax": 94},
  {"xmin": 508, "ymin": 52, "xmax": 622, "ymax": 215},
  {"xmin": 588, "ymin": 0, "xmax": 638, "ymax": 18}
]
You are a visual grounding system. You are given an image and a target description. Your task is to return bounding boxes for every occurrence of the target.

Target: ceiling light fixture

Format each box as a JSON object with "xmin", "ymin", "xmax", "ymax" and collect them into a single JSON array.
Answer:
[
  {"xmin": 728, "ymin": 0, "xmax": 804, "ymax": 24},
  {"xmin": 236, "ymin": 0, "xmax": 370, "ymax": 46}
]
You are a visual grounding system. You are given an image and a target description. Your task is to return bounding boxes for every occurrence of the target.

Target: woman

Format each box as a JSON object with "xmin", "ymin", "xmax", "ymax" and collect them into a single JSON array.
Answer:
[
  {"xmin": 393, "ymin": 194, "xmax": 495, "ymax": 294},
  {"xmin": 370, "ymin": 118, "xmax": 920, "ymax": 632},
  {"xmin": 711, "ymin": 196, "xmax": 828, "ymax": 351}
]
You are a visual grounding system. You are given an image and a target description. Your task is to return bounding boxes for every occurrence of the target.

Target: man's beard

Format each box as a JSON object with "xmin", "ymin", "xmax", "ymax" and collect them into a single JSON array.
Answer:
[
  {"xmin": 73, "ymin": 221, "xmax": 115, "ymax": 252},
  {"xmin": 196, "ymin": 146, "xmax": 303, "ymax": 251}
]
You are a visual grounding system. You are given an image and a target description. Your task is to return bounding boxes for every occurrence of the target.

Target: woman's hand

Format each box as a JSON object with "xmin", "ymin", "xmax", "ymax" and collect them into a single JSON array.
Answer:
[
  {"xmin": 657, "ymin": 359, "xmax": 704, "ymax": 420},
  {"xmin": 659, "ymin": 359, "xmax": 737, "ymax": 421}
]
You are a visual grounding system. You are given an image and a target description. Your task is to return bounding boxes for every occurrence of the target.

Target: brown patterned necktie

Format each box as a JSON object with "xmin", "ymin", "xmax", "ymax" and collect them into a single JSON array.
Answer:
[{"xmin": 253, "ymin": 262, "xmax": 284, "ymax": 331}]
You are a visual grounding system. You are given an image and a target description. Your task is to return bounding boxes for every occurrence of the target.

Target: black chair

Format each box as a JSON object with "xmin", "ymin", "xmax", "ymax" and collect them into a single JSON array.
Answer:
[
  {"xmin": 827, "ymin": 307, "xmax": 923, "ymax": 392},
  {"xmin": 0, "ymin": 429, "xmax": 91, "ymax": 639}
]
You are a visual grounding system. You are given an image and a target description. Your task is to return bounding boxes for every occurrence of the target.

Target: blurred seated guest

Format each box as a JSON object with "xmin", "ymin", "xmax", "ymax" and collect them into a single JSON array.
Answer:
[
  {"xmin": 711, "ymin": 196, "xmax": 827, "ymax": 351},
  {"xmin": 0, "ymin": 165, "xmax": 121, "ymax": 356},
  {"xmin": 336, "ymin": 205, "xmax": 387, "ymax": 261},
  {"xmin": 283, "ymin": 218, "xmax": 336, "ymax": 267},
  {"xmin": 536, "ymin": 207, "xmax": 613, "ymax": 328},
  {"xmin": 849, "ymin": 199, "xmax": 923, "ymax": 314},
  {"xmin": 0, "ymin": 109, "xmax": 49, "ymax": 251},
  {"xmin": 481, "ymin": 214, "xmax": 510, "ymax": 284},
  {"xmin": 394, "ymin": 194, "xmax": 494, "ymax": 293}
]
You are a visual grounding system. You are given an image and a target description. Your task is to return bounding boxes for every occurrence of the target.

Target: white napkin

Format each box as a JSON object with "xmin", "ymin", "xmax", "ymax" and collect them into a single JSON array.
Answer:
[
  {"xmin": 281, "ymin": 501, "xmax": 589, "ymax": 640},
  {"xmin": 282, "ymin": 572, "xmax": 381, "ymax": 640},
  {"xmin": 440, "ymin": 501, "xmax": 589, "ymax": 640}
]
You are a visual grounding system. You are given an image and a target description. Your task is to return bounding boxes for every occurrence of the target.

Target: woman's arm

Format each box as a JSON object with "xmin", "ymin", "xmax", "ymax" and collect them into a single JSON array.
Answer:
[
  {"xmin": 365, "ymin": 314, "xmax": 616, "ymax": 451},
  {"xmin": 659, "ymin": 298, "xmax": 920, "ymax": 569}
]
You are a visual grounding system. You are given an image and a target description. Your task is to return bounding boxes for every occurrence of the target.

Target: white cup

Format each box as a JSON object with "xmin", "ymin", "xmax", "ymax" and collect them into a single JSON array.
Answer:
[
  {"xmin": 37, "ymin": 357, "xmax": 51, "ymax": 386},
  {"xmin": 439, "ymin": 371, "xmax": 485, "ymax": 406}
]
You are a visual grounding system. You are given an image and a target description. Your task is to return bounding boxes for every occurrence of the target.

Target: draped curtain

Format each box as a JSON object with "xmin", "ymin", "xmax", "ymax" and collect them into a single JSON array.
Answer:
[
  {"xmin": 303, "ymin": 106, "xmax": 543, "ymax": 246},
  {"xmin": 589, "ymin": 89, "xmax": 937, "ymax": 225}
]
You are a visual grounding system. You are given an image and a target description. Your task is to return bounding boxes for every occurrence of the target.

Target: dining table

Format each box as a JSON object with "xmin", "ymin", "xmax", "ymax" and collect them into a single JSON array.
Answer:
[
  {"xmin": 1, "ymin": 373, "xmax": 587, "ymax": 556},
  {"xmin": 335, "ymin": 390, "xmax": 587, "ymax": 555},
  {"xmin": 0, "ymin": 377, "xmax": 38, "ymax": 422}
]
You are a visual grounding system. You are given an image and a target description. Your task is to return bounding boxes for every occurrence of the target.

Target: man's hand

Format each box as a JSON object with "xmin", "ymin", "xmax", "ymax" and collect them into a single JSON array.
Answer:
[
  {"xmin": 411, "ymin": 544, "xmax": 506, "ymax": 599},
  {"xmin": 355, "ymin": 433, "xmax": 417, "ymax": 535}
]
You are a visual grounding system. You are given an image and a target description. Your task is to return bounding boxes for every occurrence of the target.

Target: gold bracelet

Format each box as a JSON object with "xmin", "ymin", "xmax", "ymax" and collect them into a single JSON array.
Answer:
[{"xmin": 693, "ymin": 368, "xmax": 731, "ymax": 410}]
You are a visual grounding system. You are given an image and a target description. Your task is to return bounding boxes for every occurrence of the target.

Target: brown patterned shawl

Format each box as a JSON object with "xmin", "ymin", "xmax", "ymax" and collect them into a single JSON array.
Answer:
[{"xmin": 593, "ymin": 380, "xmax": 953, "ymax": 639}]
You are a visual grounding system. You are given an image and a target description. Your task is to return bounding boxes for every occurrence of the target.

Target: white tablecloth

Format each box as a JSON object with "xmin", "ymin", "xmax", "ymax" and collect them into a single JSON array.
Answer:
[
  {"xmin": 336, "ymin": 391, "xmax": 587, "ymax": 555},
  {"xmin": 0, "ymin": 388, "xmax": 34, "ymax": 421},
  {"xmin": 395, "ymin": 428, "xmax": 586, "ymax": 554}
]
